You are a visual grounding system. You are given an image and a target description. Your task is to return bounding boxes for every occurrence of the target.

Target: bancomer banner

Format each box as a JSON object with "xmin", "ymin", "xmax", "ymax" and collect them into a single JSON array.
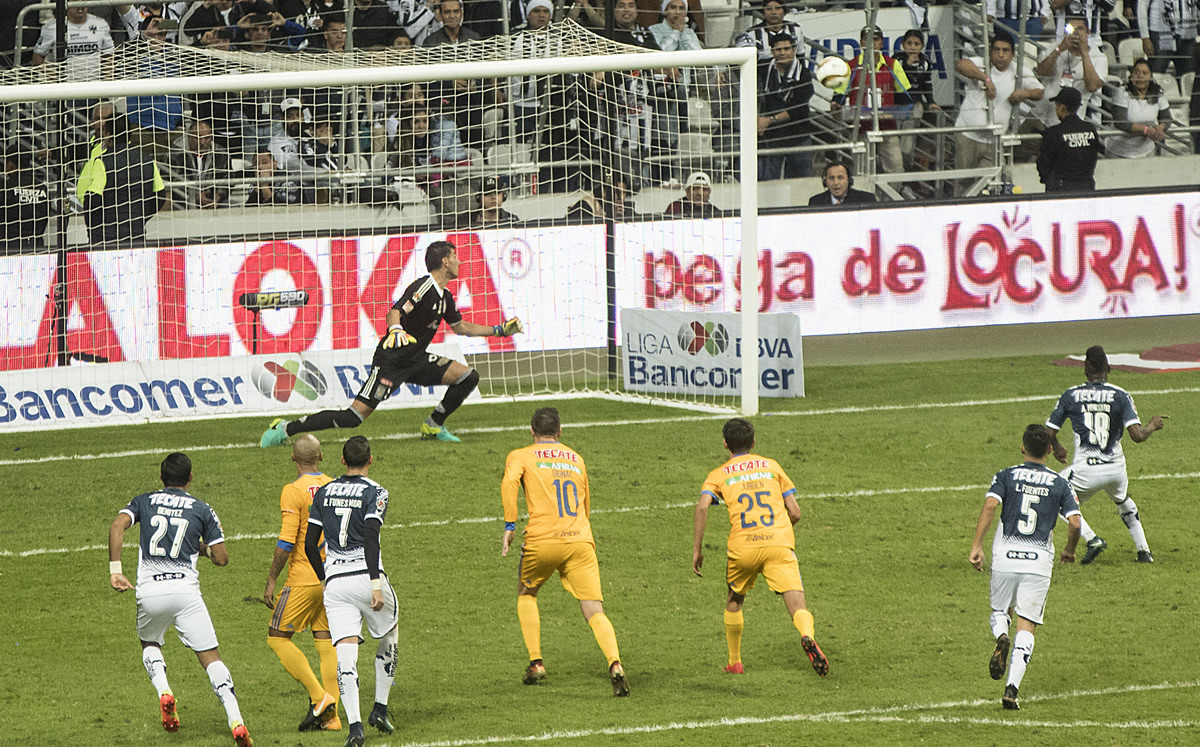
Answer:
[
  {"xmin": 0, "ymin": 344, "xmax": 473, "ymax": 430},
  {"xmin": 622, "ymin": 310, "xmax": 803, "ymax": 398}
]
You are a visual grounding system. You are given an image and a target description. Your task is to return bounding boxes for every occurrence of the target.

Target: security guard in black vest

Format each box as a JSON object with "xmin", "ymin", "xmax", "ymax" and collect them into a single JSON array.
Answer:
[{"xmin": 1036, "ymin": 87, "xmax": 1099, "ymax": 193}]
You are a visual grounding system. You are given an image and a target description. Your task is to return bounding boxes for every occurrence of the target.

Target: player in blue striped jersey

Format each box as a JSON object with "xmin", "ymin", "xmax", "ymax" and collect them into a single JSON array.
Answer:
[
  {"xmin": 304, "ymin": 436, "xmax": 398, "ymax": 747},
  {"xmin": 261, "ymin": 240, "xmax": 523, "ymax": 447},
  {"xmin": 108, "ymin": 452, "xmax": 252, "ymax": 746},
  {"xmin": 970, "ymin": 425, "xmax": 1081, "ymax": 711},
  {"xmin": 1046, "ymin": 346, "xmax": 1167, "ymax": 564}
]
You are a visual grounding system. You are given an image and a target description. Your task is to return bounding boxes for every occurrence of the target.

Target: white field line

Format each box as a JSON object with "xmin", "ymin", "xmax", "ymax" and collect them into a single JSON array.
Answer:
[
  {"xmin": 5, "ymin": 471, "xmax": 1200, "ymax": 560},
  {"xmin": 381, "ymin": 679, "xmax": 1200, "ymax": 747},
  {"xmin": 3, "ymin": 386, "xmax": 1197, "ymax": 469}
]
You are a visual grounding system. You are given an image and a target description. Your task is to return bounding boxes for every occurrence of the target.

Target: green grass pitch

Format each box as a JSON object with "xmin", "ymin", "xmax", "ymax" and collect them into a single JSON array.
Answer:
[{"xmin": 3, "ymin": 355, "xmax": 1199, "ymax": 746}]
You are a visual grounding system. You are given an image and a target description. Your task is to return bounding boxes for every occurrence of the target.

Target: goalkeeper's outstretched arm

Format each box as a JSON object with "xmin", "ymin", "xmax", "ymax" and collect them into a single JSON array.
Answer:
[{"xmin": 451, "ymin": 317, "xmax": 524, "ymax": 338}]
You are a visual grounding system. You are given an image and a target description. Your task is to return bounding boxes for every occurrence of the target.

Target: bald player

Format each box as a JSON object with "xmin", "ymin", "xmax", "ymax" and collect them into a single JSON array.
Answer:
[
  {"xmin": 263, "ymin": 434, "xmax": 341, "ymax": 732},
  {"xmin": 500, "ymin": 407, "xmax": 629, "ymax": 697}
]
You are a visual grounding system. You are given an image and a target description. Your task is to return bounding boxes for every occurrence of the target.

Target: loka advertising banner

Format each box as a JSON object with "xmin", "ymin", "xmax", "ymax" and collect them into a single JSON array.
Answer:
[
  {"xmin": 619, "ymin": 192, "xmax": 1199, "ymax": 335},
  {"xmin": 621, "ymin": 309, "xmax": 803, "ymax": 398},
  {"xmin": 0, "ymin": 227, "xmax": 606, "ymax": 372},
  {"xmin": 0, "ymin": 343, "xmax": 474, "ymax": 431}
]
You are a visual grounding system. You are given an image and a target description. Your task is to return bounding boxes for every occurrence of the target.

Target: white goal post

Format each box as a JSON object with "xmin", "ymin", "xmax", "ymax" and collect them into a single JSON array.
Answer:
[{"xmin": 0, "ymin": 25, "xmax": 766, "ymax": 430}]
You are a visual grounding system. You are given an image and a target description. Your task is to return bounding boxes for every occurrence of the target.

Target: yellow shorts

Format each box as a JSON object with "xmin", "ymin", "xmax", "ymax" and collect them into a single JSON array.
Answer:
[
  {"xmin": 270, "ymin": 583, "xmax": 329, "ymax": 634},
  {"xmin": 519, "ymin": 542, "xmax": 603, "ymax": 601},
  {"xmin": 726, "ymin": 546, "xmax": 804, "ymax": 596}
]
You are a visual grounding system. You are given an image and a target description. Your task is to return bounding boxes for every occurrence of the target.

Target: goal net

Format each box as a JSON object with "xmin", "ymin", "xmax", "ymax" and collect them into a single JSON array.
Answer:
[{"xmin": 0, "ymin": 20, "xmax": 763, "ymax": 432}]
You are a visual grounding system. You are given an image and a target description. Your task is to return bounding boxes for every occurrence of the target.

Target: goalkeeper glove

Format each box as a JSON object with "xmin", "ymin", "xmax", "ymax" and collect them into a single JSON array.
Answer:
[
  {"xmin": 493, "ymin": 318, "xmax": 524, "ymax": 337},
  {"xmin": 381, "ymin": 325, "xmax": 416, "ymax": 349}
]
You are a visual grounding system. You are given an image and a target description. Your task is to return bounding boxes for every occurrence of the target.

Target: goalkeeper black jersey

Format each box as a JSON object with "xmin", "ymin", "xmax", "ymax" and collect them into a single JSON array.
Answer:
[{"xmin": 387, "ymin": 275, "xmax": 463, "ymax": 352}]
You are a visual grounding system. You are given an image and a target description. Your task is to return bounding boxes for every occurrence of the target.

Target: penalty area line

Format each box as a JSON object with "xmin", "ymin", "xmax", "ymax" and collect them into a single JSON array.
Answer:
[
  {"xmin": 383, "ymin": 679, "xmax": 1200, "ymax": 747},
  {"xmin": 1, "ymin": 386, "xmax": 1196, "ymax": 468}
]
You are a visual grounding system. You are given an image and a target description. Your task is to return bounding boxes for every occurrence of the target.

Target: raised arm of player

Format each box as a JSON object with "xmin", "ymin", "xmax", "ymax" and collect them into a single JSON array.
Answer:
[
  {"xmin": 969, "ymin": 496, "xmax": 1000, "ymax": 571},
  {"xmin": 451, "ymin": 317, "xmax": 524, "ymax": 338},
  {"xmin": 499, "ymin": 455, "xmax": 523, "ymax": 557},
  {"xmin": 109, "ymin": 512, "xmax": 134, "ymax": 592},
  {"xmin": 1128, "ymin": 414, "xmax": 1167, "ymax": 443},
  {"xmin": 1046, "ymin": 426, "xmax": 1069, "ymax": 464}
]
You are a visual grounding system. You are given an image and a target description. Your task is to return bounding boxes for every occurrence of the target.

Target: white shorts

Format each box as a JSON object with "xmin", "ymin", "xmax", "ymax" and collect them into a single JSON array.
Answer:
[
  {"xmin": 323, "ymin": 573, "xmax": 398, "ymax": 644},
  {"xmin": 990, "ymin": 571, "xmax": 1052, "ymax": 626},
  {"xmin": 136, "ymin": 590, "xmax": 219, "ymax": 651},
  {"xmin": 1062, "ymin": 461, "xmax": 1129, "ymax": 505}
]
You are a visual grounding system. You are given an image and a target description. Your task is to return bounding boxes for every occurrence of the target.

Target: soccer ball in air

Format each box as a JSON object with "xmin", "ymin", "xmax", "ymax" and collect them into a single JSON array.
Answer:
[{"xmin": 815, "ymin": 56, "xmax": 851, "ymax": 89}]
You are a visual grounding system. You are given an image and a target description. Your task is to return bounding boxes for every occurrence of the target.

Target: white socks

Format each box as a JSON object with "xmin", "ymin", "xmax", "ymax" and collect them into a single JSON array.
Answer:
[
  {"xmin": 337, "ymin": 642, "xmax": 361, "ymax": 726},
  {"xmin": 142, "ymin": 647, "xmax": 171, "ymax": 696},
  {"xmin": 1075, "ymin": 513, "xmax": 1098, "ymax": 543},
  {"xmin": 205, "ymin": 660, "xmax": 243, "ymax": 729},
  {"xmin": 375, "ymin": 627, "xmax": 398, "ymax": 707},
  {"xmin": 989, "ymin": 611, "xmax": 1011, "ymax": 640},
  {"xmin": 1007, "ymin": 630, "xmax": 1035, "ymax": 689},
  {"xmin": 1118, "ymin": 497, "xmax": 1150, "ymax": 552}
]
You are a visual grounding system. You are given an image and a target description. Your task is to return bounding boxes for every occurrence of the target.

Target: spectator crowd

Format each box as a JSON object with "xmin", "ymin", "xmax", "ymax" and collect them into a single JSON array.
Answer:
[{"xmin": 3, "ymin": 0, "xmax": 1200, "ymax": 248}]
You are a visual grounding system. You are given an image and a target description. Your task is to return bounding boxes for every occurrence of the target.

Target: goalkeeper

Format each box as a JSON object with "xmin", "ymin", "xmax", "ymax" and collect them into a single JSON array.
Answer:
[{"xmin": 261, "ymin": 240, "xmax": 522, "ymax": 446}]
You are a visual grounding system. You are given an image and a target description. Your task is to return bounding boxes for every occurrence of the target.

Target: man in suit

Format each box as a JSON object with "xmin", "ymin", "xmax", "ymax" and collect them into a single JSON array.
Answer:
[{"xmin": 807, "ymin": 161, "xmax": 875, "ymax": 206}]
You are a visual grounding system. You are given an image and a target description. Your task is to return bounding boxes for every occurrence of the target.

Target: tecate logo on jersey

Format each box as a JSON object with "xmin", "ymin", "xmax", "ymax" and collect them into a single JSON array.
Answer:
[
  {"xmin": 678, "ymin": 321, "xmax": 729, "ymax": 356},
  {"xmin": 252, "ymin": 359, "xmax": 327, "ymax": 402}
]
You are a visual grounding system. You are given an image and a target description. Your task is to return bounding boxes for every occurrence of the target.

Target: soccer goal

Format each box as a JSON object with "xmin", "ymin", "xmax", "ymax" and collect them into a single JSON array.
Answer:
[{"xmin": 0, "ymin": 21, "xmax": 766, "ymax": 432}]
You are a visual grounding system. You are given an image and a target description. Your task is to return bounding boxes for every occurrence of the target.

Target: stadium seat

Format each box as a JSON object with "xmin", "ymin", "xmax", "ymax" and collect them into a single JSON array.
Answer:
[
  {"xmin": 678, "ymin": 132, "xmax": 711, "ymax": 155},
  {"xmin": 687, "ymin": 98, "xmax": 716, "ymax": 132},
  {"xmin": 1182, "ymin": 71, "xmax": 1195, "ymax": 101},
  {"xmin": 487, "ymin": 143, "xmax": 534, "ymax": 166},
  {"xmin": 464, "ymin": 146, "xmax": 484, "ymax": 165},
  {"xmin": 1100, "ymin": 41, "xmax": 1116, "ymax": 70},
  {"xmin": 1118, "ymin": 38, "xmax": 1142, "ymax": 67},
  {"xmin": 1154, "ymin": 72, "xmax": 1180, "ymax": 100}
]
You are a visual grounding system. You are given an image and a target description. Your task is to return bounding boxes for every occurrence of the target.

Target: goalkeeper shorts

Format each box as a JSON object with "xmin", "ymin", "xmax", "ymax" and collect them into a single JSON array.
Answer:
[{"xmin": 355, "ymin": 349, "xmax": 453, "ymax": 406}]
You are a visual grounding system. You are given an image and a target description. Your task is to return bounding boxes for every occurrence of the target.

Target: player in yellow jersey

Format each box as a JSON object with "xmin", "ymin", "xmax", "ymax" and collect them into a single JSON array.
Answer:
[
  {"xmin": 262, "ymin": 434, "xmax": 342, "ymax": 732},
  {"xmin": 500, "ymin": 407, "xmax": 629, "ymax": 697},
  {"xmin": 693, "ymin": 418, "xmax": 829, "ymax": 677}
]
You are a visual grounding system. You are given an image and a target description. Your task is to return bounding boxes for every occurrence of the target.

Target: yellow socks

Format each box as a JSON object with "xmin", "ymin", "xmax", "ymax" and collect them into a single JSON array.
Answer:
[
  {"xmin": 267, "ymin": 635, "xmax": 325, "ymax": 704},
  {"xmin": 587, "ymin": 613, "xmax": 621, "ymax": 667},
  {"xmin": 724, "ymin": 610, "xmax": 744, "ymax": 666},
  {"xmin": 792, "ymin": 609, "xmax": 815, "ymax": 639},
  {"xmin": 314, "ymin": 637, "xmax": 339, "ymax": 707},
  {"xmin": 517, "ymin": 595, "xmax": 542, "ymax": 661}
]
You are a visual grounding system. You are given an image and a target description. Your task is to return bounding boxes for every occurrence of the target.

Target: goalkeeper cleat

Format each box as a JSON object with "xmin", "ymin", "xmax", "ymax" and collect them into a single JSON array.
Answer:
[
  {"xmin": 990, "ymin": 634, "xmax": 1010, "ymax": 680},
  {"xmin": 159, "ymin": 692, "xmax": 179, "ymax": 733},
  {"xmin": 1080, "ymin": 537, "xmax": 1107, "ymax": 565},
  {"xmin": 801, "ymin": 636, "xmax": 829, "ymax": 677},
  {"xmin": 609, "ymin": 661, "xmax": 630, "ymax": 697},
  {"xmin": 420, "ymin": 423, "xmax": 461, "ymax": 442},
  {"xmin": 260, "ymin": 418, "xmax": 289, "ymax": 448},
  {"xmin": 522, "ymin": 659, "xmax": 547, "ymax": 685},
  {"xmin": 1002, "ymin": 684, "xmax": 1020, "ymax": 710},
  {"xmin": 1137, "ymin": 550, "xmax": 1155, "ymax": 563},
  {"xmin": 231, "ymin": 722, "xmax": 253, "ymax": 746},
  {"xmin": 724, "ymin": 662, "xmax": 744, "ymax": 674},
  {"xmin": 299, "ymin": 692, "xmax": 337, "ymax": 732},
  {"xmin": 344, "ymin": 723, "xmax": 365, "ymax": 747},
  {"xmin": 367, "ymin": 703, "xmax": 395, "ymax": 734}
]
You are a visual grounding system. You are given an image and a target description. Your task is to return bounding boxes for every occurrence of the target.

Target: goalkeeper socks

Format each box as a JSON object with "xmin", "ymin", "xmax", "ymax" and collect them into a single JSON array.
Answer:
[
  {"xmin": 314, "ymin": 637, "xmax": 340, "ymax": 707},
  {"xmin": 724, "ymin": 610, "xmax": 744, "ymax": 666},
  {"xmin": 267, "ymin": 635, "xmax": 325, "ymax": 704},
  {"xmin": 1117, "ymin": 497, "xmax": 1150, "ymax": 551},
  {"xmin": 1006, "ymin": 630, "xmax": 1035, "ymax": 689},
  {"xmin": 374, "ymin": 627, "xmax": 398, "ymax": 706},
  {"xmin": 289, "ymin": 407, "xmax": 364, "ymax": 436},
  {"xmin": 990, "ymin": 610, "xmax": 1012, "ymax": 640},
  {"xmin": 204, "ymin": 660, "xmax": 244, "ymax": 729},
  {"xmin": 587, "ymin": 613, "xmax": 621, "ymax": 668},
  {"xmin": 792, "ymin": 609, "xmax": 815, "ymax": 639},
  {"xmin": 142, "ymin": 646, "xmax": 171, "ymax": 696},
  {"xmin": 336, "ymin": 642, "xmax": 361, "ymax": 726},
  {"xmin": 517, "ymin": 595, "xmax": 542, "ymax": 662},
  {"xmin": 430, "ymin": 369, "xmax": 479, "ymax": 426}
]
